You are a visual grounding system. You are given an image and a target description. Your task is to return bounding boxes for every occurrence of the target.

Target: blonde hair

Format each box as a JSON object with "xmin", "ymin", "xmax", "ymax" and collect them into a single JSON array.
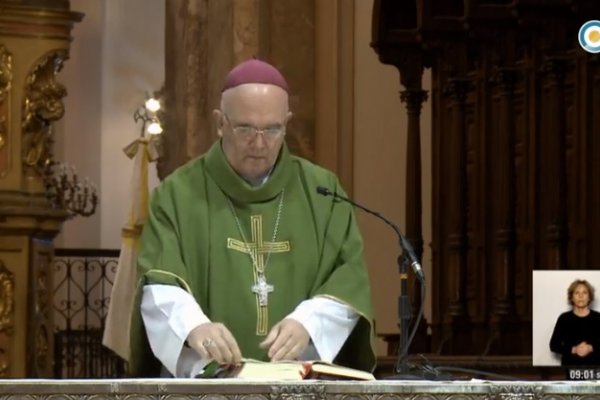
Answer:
[{"xmin": 567, "ymin": 279, "xmax": 595, "ymax": 306}]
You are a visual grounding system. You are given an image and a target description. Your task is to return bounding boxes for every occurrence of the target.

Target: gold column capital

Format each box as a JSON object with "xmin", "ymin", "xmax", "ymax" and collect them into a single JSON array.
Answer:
[{"xmin": 0, "ymin": 3, "xmax": 83, "ymax": 41}]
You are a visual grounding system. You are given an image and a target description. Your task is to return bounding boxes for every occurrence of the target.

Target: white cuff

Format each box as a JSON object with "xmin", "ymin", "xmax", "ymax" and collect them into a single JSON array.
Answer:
[
  {"xmin": 287, "ymin": 296, "xmax": 359, "ymax": 362},
  {"xmin": 141, "ymin": 284, "xmax": 210, "ymax": 377}
]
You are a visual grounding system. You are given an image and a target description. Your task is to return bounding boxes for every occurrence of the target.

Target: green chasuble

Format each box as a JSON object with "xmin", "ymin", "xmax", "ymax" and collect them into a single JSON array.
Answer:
[{"xmin": 129, "ymin": 141, "xmax": 376, "ymax": 376}]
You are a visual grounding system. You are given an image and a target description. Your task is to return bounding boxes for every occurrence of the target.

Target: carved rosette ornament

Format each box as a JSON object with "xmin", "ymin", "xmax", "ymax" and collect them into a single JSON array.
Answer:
[{"xmin": 21, "ymin": 50, "xmax": 68, "ymax": 175}]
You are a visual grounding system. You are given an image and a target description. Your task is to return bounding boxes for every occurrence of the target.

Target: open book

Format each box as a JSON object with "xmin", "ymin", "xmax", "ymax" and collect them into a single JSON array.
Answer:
[{"xmin": 200, "ymin": 359, "xmax": 375, "ymax": 381}]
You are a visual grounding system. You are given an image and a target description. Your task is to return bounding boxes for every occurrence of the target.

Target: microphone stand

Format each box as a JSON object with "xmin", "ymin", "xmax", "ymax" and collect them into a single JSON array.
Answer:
[
  {"xmin": 394, "ymin": 253, "xmax": 414, "ymax": 378},
  {"xmin": 316, "ymin": 186, "xmax": 523, "ymax": 381},
  {"xmin": 315, "ymin": 186, "xmax": 443, "ymax": 380},
  {"xmin": 388, "ymin": 253, "xmax": 441, "ymax": 380}
]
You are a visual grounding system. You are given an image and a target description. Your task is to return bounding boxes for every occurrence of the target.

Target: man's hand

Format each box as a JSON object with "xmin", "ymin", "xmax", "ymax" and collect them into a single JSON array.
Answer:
[
  {"xmin": 186, "ymin": 322, "xmax": 242, "ymax": 365},
  {"xmin": 260, "ymin": 318, "xmax": 310, "ymax": 361}
]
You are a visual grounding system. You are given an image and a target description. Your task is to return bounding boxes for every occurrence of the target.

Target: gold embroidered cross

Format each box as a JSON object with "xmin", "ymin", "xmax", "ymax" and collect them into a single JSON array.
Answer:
[{"xmin": 227, "ymin": 214, "xmax": 290, "ymax": 335}]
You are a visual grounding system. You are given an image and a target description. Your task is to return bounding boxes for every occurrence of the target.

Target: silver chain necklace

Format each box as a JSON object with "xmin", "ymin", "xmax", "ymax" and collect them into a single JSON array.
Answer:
[
  {"xmin": 227, "ymin": 190, "xmax": 285, "ymax": 306},
  {"xmin": 227, "ymin": 189, "xmax": 285, "ymax": 275}
]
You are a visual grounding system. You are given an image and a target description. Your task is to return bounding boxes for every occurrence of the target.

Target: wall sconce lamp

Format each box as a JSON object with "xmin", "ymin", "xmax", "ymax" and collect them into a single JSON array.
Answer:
[{"xmin": 134, "ymin": 94, "xmax": 163, "ymax": 137}]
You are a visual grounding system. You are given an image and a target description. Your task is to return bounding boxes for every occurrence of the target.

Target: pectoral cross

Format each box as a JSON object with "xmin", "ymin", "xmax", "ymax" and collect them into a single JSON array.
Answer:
[
  {"xmin": 228, "ymin": 214, "xmax": 290, "ymax": 335},
  {"xmin": 252, "ymin": 275, "xmax": 274, "ymax": 307}
]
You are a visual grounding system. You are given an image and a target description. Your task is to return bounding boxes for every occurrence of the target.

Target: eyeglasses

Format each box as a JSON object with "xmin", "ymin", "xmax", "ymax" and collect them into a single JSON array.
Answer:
[{"xmin": 224, "ymin": 114, "xmax": 286, "ymax": 139}]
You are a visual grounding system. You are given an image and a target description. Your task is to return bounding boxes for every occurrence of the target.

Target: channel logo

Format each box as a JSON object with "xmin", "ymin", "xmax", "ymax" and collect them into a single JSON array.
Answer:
[{"xmin": 579, "ymin": 20, "xmax": 600, "ymax": 53}]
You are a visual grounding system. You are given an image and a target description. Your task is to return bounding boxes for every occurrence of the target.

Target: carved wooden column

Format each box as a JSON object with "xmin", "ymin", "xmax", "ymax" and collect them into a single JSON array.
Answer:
[
  {"xmin": 0, "ymin": 1, "xmax": 81, "ymax": 377},
  {"xmin": 398, "ymin": 58, "xmax": 428, "ymax": 352},
  {"xmin": 488, "ymin": 67, "xmax": 520, "ymax": 352},
  {"xmin": 442, "ymin": 77, "xmax": 471, "ymax": 352},
  {"xmin": 539, "ymin": 57, "xmax": 568, "ymax": 269},
  {"xmin": 399, "ymin": 65, "xmax": 427, "ymax": 270}
]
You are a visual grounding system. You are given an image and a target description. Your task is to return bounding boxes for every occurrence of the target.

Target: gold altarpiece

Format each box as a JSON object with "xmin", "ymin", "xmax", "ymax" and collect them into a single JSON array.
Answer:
[{"xmin": 0, "ymin": 1, "xmax": 81, "ymax": 378}]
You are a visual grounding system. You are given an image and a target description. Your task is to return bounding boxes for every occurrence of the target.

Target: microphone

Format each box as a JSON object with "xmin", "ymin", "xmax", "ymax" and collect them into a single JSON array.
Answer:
[{"xmin": 316, "ymin": 186, "xmax": 424, "ymax": 282}]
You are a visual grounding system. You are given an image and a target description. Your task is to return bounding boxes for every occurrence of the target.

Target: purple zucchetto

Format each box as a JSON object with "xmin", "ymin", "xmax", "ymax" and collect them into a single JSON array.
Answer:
[{"xmin": 222, "ymin": 58, "xmax": 289, "ymax": 93}]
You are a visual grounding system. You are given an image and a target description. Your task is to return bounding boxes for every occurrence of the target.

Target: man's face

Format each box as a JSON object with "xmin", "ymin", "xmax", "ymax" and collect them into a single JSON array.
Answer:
[{"xmin": 214, "ymin": 84, "xmax": 291, "ymax": 182}]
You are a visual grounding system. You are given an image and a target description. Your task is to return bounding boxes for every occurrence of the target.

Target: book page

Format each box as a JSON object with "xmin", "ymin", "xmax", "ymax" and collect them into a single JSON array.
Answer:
[
  {"xmin": 235, "ymin": 360, "xmax": 308, "ymax": 380},
  {"xmin": 310, "ymin": 361, "xmax": 375, "ymax": 380}
]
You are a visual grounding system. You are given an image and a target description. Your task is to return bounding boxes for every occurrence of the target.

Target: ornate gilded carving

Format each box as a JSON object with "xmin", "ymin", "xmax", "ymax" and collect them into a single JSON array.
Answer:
[
  {"xmin": 22, "ymin": 50, "xmax": 67, "ymax": 172},
  {"xmin": 0, "ymin": 261, "xmax": 14, "ymax": 378},
  {"xmin": 0, "ymin": 47, "xmax": 12, "ymax": 102},
  {"xmin": 28, "ymin": 244, "xmax": 54, "ymax": 377},
  {"xmin": 34, "ymin": 251, "xmax": 50, "ymax": 372},
  {"xmin": 0, "ymin": 46, "xmax": 12, "ymax": 153},
  {"xmin": 0, "ymin": 261, "xmax": 14, "ymax": 335}
]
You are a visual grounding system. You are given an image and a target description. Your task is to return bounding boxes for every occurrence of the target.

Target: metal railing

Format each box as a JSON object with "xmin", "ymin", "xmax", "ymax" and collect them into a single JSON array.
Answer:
[{"xmin": 52, "ymin": 249, "xmax": 126, "ymax": 378}]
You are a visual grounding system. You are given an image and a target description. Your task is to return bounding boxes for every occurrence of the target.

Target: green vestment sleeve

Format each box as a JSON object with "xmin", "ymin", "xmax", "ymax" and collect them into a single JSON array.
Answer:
[{"xmin": 128, "ymin": 174, "xmax": 200, "ymax": 376}]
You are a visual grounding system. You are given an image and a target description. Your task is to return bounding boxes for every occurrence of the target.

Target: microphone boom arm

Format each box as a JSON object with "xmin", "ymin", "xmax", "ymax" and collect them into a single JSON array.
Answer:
[{"xmin": 316, "ymin": 186, "xmax": 425, "ymax": 282}]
